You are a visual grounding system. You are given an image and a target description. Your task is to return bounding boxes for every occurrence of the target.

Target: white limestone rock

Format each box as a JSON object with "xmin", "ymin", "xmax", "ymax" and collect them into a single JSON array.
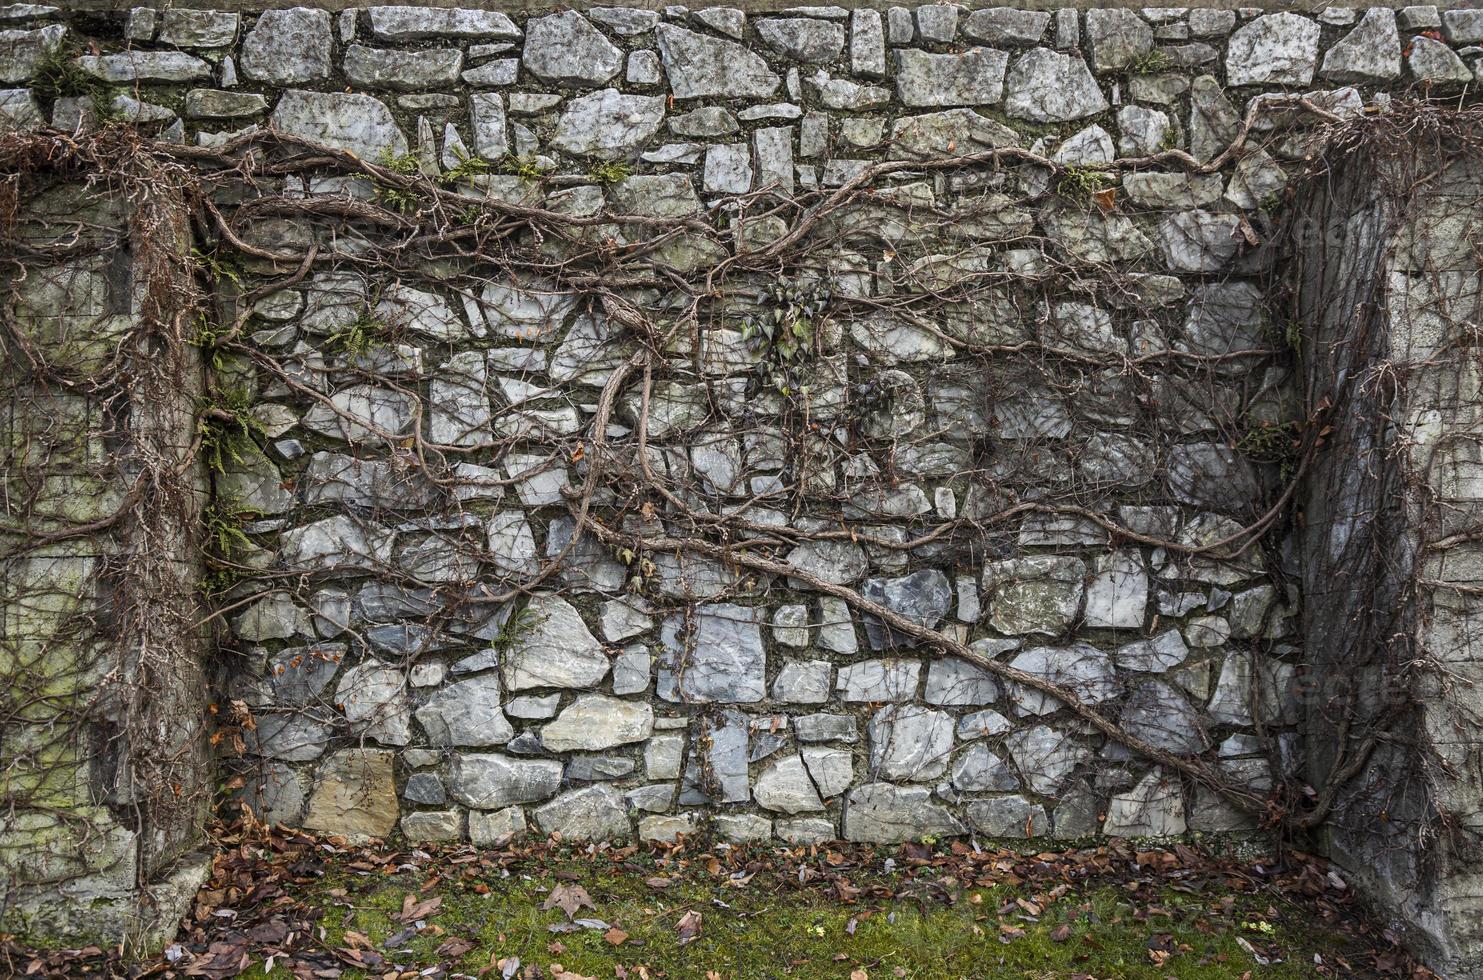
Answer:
[
  {"xmin": 548, "ymin": 87, "xmax": 664, "ymax": 158},
  {"xmin": 1224, "ymin": 13, "xmax": 1319, "ymax": 87},
  {"xmin": 501, "ymin": 595, "xmax": 610, "ymax": 691},
  {"xmin": 867, "ymin": 704, "xmax": 955, "ymax": 780},
  {"xmin": 541, "ymin": 694, "xmax": 653, "ymax": 751},
  {"xmin": 656, "ymin": 603, "xmax": 767, "ymax": 703},
  {"xmin": 1009, "ymin": 643, "xmax": 1118, "ymax": 716},
  {"xmin": 1114, "ymin": 630, "xmax": 1190, "ymax": 672},
  {"xmin": 1320, "ymin": 8, "xmax": 1401, "ymax": 83},
  {"xmin": 270, "ymin": 90, "xmax": 406, "ymax": 160},
  {"xmin": 367, "ymin": 6, "xmax": 521, "ymax": 41},
  {"xmin": 966, "ymin": 795, "xmax": 1049, "ymax": 837},
  {"xmin": 837, "ymin": 659, "xmax": 920, "ymax": 702},
  {"xmin": 982, "ymin": 555, "xmax": 1086, "ymax": 635},
  {"xmin": 1085, "ymin": 8, "xmax": 1153, "ymax": 72},
  {"xmin": 894, "ymin": 47, "xmax": 1008, "ymax": 107},
  {"xmin": 1103, "ymin": 769, "xmax": 1187, "ymax": 837},
  {"xmin": 755, "ymin": 753, "xmax": 825, "ymax": 813},
  {"xmin": 1007, "ymin": 724, "xmax": 1091, "ymax": 796},
  {"xmin": 756, "ymin": 17, "xmax": 846, "ymax": 63},
  {"xmin": 656, "ymin": 25, "xmax": 781, "ymax": 99},
  {"xmin": 1409, "ymin": 35, "xmax": 1473, "ymax": 84},
  {"xmin": 241, "ymin": 8, "xmax": 332, "ymax": 84},
  {"xmin": 416, "ymin": 674, "xmax": 514, "ymax": 747},
  {"xmin": 1004, "ymin": 48, "xmax": 1106, "ymax": 123},
  {"xmin": 450, "ymin": 753, "xmax": 563, "ymax": 809},
  {"xmin": 842, "ymin": 783, "xmax": 964, "ymax": 842},
  {"xmin": 1083, "ymin": 551, "xmax": 1148, "ymax": 629},
  {"xmin": 963, "ymin": 8, "xmax": 1049, "ymax": 46},
  {"xmin": 336, "ymin": 663, "xmax": 412, "ymax": 746},
  {"xmin": 344, "ymin": 44, "xmax": 462, "ymax": 90},
  {"xmin": 533, "ymin": 784, "xmax": 631, "ymax": 840},
  {"xmin": 523, "ymin": 11, "xmax": 622, "ymax": 86}
]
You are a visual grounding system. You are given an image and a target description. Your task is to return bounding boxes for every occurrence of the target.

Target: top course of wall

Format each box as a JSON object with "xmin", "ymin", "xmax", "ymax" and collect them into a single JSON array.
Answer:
[{"xmin": 46, "ymin": 1, "xmax": 1483, "ymax": 15}]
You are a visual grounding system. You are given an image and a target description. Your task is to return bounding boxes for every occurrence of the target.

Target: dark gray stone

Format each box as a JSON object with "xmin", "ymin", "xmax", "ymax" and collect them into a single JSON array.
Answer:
[
  {"xmin": 657, "ymin": 604, "xmax": 767, "ymax": 703},
  {"xmin": 862, "ymin": 569, "xmax": 952, "ymax": 649}
]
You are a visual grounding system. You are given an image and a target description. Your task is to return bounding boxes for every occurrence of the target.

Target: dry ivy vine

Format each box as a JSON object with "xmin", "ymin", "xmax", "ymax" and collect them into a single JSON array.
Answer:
[{"xmin": 2, "ymin": 95, "xmax": 1481, "ymax": 903}]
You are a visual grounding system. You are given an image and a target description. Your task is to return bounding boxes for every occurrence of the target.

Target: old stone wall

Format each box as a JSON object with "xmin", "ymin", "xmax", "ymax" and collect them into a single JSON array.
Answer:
[
  {"xmin": 1293, "ymin": 129, "xmax": 1483, "ymax": 973},
  {"xmin": 0, "ymin": 154, "xmax": 213, "ymax": 940},
  {"xmin": 4, "ymin": 0, "xmax": 1483, "ymax": 969}
]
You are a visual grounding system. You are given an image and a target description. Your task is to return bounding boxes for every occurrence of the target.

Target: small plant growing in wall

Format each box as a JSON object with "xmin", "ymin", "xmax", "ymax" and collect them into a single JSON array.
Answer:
[
  {"xmin": 324, "ymin": 311, "xmax": 389, "ymax": 359},
  {"xmin": 31, "ymin": 43, "xmax": 117, "ymax": 118},
  {"xmin": 615, "ymin": 544, "xmax": 658, "ymax": 594},
  {"xmin": 190, "ymin": 315, "xmax": 234, "ymax": 371},
  {"xmin": 1235, "ymin": 419, "xmax": 1300, "ymax": 480},
  {"xmin": 197, "ymin": 391, "xmax": 267, "ymax": 473},
  {"xmin": 1128, "ymin": 48, "xmax": 1175, "ymax": 75},
  {"xmin": 587, "ymin": 160, "xmax": 631, "ymax": 185},
  {"xmin": 192, "ymin": 246, "xmax": 244, "ymax": 292},
  {"xmin": 374, "ymin": 151, "xmax": 424, "ymax": 214},
  {"xmin": 741, "ymin": 278, "xmax": 832, "ymax": 398},
  {"xmin": 203, "ymin": 493, "xmax": 253, "ymax": 558},
  {"xmin": 491, "ymin": 605, "xmax": 546, "ymax": 655},
  {"xmin": 1056, "ymin": 166, "xmax": 1114, "ymax": 208},
  {"xmin": 501, "ymin": 155, "xmax": 547, "ymax": 181},
  {"xmin": 440, "ymin": 150, "xmax": 496, "ymax": 186}
]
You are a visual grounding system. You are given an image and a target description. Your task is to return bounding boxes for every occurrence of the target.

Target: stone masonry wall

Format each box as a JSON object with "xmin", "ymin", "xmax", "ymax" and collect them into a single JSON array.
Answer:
[
  {"xmin": 0, "ymin": 158, "xmax": 213, "ymax": 940},
  {"xmin": 1294, "ymin": 134, "xmax": 1483, "ymax": 973},
  {"xmin": 5, "ymin": 0, "xmax": 1483, "ymax": 966}
]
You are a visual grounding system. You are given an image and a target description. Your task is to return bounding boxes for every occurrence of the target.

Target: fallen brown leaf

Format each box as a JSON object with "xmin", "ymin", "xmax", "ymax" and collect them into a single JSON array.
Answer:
[
  {"xmin": 543, "ymin": 883, "xmax": 596, "ymax": 920},
  {"xmin": 676, "ymin": 909, "xmax": 703, "ymax": 945}
]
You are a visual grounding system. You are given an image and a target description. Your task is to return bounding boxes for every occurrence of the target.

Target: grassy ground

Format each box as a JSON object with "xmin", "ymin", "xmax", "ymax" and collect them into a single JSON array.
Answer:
[
  {"xmin": 3, "ymin": 830, "xmax": 1418, "ymax": 978},
  {"xmin": 249, "ymin": 841, "xmax": 1391, "ymax": 980},
  {"xmin": 290, "ymin": 867, "xmax": 1343, "ymax": 979}
]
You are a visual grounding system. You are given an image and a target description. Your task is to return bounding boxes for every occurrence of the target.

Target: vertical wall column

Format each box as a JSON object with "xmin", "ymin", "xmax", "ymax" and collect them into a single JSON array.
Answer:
[
  {"xmin": 0, "ymin": 167, "xmax": 211, "ymax": 947},
  {"xmin": 1295, "ymin": 139, "xmax": 1483, "ymax": 974}
]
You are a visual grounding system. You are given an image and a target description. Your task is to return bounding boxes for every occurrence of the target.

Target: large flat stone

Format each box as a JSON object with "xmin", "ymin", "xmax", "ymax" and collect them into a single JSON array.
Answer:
[
  {"xmin": 270, "ymin": 91, "xmax": 406, "ymax": 160},
  {"xmin": 449, "ymin": 753, "xmax": 563, "ymax": 809},
  {"xmin": 657, "ymin": 603, "xmax": 766, "ymax": 703},
  {"xmin": 894, "ymin": 47, "xmax": 1007, "ymax": 107},
  {"xmin": 550, "ymin": 89, "xmax": 666, "ymax": 159},
  {"xmin": 1225, "ymin": 13, "xmax": 1319, "ymax": 86},
  {"xmin": 843, "ymin": 783, "xmax": 963, "ymax": 842},
  {"xmin": 656, "ymin": 25, "xmax": 781, "ymax": 99},
  {"xmin": 541, "ymin": 694, "xmax": 654, "ymax": 751},
  {"xmin": 343, "ymin": 44, "xmax": 463, "ymax": 90},
  {"xmin": 303, "ymin": 749, "xmax": 399, "ymax": 839},
  {"xmin": 502, "ymin": 595, "xmax": 610, "ymax": 691},
  {"xmin": 523, "ymin": 11, "xmax": 622, "ymax": 85},
  {"xmin": 1004, "ymin": 48, "xmax": 1106, "ymax": 122},
  {"xmin": 416, "ymin": 674, "xmax": 514, "ymax": 747},
  {"xmin": 241, "ymin": 8, "xmax": 332, "ymax": 84},
  {"xmin": 533, "ymin": 784, "xmax": 632, "ymax": 840}
]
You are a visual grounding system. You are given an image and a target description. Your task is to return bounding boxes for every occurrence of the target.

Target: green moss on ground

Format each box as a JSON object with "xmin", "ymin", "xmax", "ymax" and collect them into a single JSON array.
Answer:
[{"xmin": 259, "ymin": 858, "xmax": 1361, "ymax": 979}]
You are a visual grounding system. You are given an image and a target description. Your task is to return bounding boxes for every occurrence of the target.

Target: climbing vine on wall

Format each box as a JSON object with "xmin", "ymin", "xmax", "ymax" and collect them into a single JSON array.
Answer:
[{"xmin": 5, "ymin": 89, "xmax": 1483, "ymax": 905}]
